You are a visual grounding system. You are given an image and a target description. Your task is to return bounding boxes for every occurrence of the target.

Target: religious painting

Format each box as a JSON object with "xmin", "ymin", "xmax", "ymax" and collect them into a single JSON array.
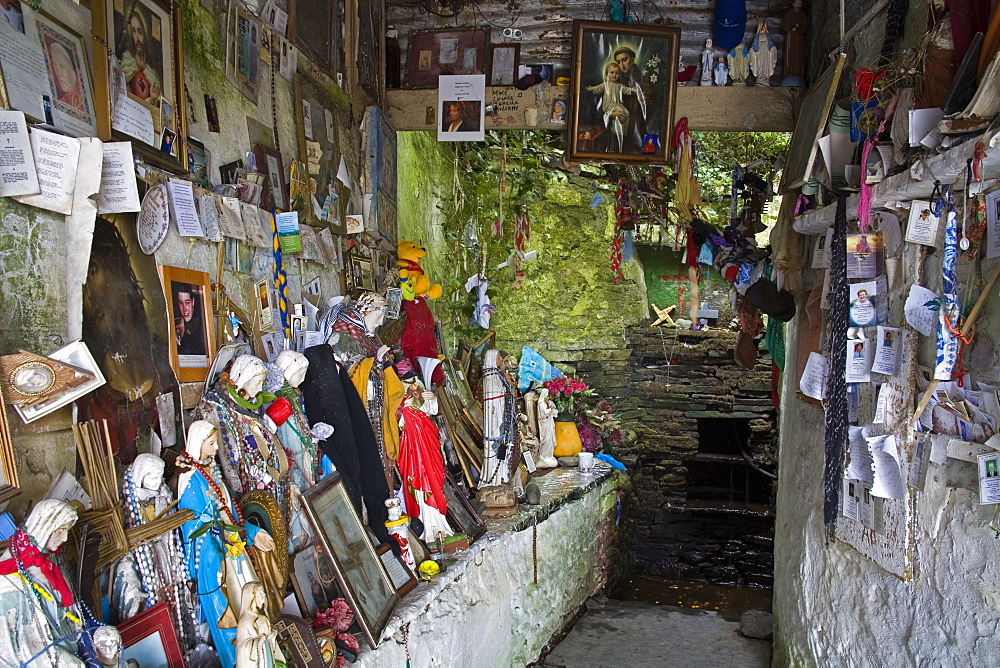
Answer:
[
  {"xmin": 91, "ymin": 0, "xmax": 187, "ymax": 171},
  {"xmin": 302, "ymin": 473, "xmax": 398, "ymax": 648},
  {"xmin": 118, "ymin": 601, "xmax": 185, "ymax": 667},
  {"xmin": 365, "ymin": 107, "xmax": 396, "ymax": 247},
  {"xmin": 291, "ymin": 547, "xmax": 342, "ymax": 618},
  {"xmin": 568, "ymin": 21, "xmax": 679, "ymax": 164},
  {"xmin": 158, "ymin": 265, "xmax": 214, "ymax": 383},
  {"xmin": 407, "ymin": 29, "xmax": 488, "ymax": 88},
  {"xmin": 0, "ymin": 6, "xmax": 97, "ymax": 136},
  {"xmin": 294, "ymin": 74, "xmax": 347, "ymax": 231},
  {"xmin": 79, "ymin": 212, "xmax": 179, "ymax": 462}
]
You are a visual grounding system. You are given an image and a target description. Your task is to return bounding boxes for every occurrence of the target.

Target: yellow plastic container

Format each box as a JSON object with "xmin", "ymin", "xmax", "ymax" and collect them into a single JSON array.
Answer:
[{"xmin": 553, "ymin": 418, "xmax": 583, "ymax": 457}]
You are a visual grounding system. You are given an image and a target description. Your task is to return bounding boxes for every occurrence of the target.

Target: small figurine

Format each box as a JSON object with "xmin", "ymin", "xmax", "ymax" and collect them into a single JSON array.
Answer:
[
  {"xmin": 700, "ymin": 38, "xmax": 714, "ymax": 86},
  {"xmin": 780, "ymin": 0, "xmax": 808, "ymax": 86},
  {"xmin": 92, "ymin": 626, "xmax": 122, "ymax": 667},
  {"xmin": 728, "ymin": 44, "xmax": 751, "ymax": 84},
  {"xmin": 749, "ymin": 20, "xmax": 777, "ymax": 86},
  {"xmin": 385, "ymin": 497, "xmax": 417, "ymax": 574},
  {"xmin": 235, "ymin": 582, "xmax": 285, "ymax": 667},
  {"xmin": 713, "ymin": 57, "xmax": 729, "ymax": 86},
  {"xmin": 535, "ymin": 388, "xmax": 559, "ymax": 469}
]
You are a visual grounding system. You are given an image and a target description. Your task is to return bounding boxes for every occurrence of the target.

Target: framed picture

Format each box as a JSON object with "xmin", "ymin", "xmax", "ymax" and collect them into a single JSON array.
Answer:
[
  {"xmin": 568, "ymin": 21, "xmax": 679, "ymax": 164},
  {"xmin": 234, "ymin": 7, "xmax": 261, "ymax": 87},
  {"xmin": 488, "ymin": 44, "xmax": 519, "ymax": 86},
  {"xmin": 290, "ymin": 0, "xmax": 344, "ymax": 80},
  {"xmin": 0, "ymin": 386, "xmax": 20, "ymax": 503},
  {"xmin": 444, "ymin": 473, "xmax": 486, "ymax": 541},
  {"xmin": 158, "ymin": 265, "xmax": 214, "ymax": 383},
  {"xmin": 365, "ymin": 107, "xmax": 397, "ymax": 247},
  {"xmin": 254, "ymin": 143, "xmax": 288, "ymax": 211},
  {"xmin": 0, "ymin": 5, "xmax": 98, "ymax": 137},
  {"xmin": 294, "ymin": 74, "xmax": 346, "ymax": 231},
  {"xmin": 118, "ymin": 601, "xmax": 185, "ymax": 667},
  {"xmin": 384, "ymin": 287, "xmax": 403, "ymax": 320},
  {"xmin": 376, "ymin": 543, "xmax": 417, "ymax": 597},
  {"xmin": 239, "ymin": 490, "xmax": 289, "ymax": 573},
  {"xmin": 290, "ymin": 547, "xmax": 342, "ymax": 618},
  {"xmin": 408, "ymin": 29, "xmax": 488, "ymax": 88},
  {"xmin": 302, "ymin": 472, "xmax": 398, "ymax": 648},
  {"xmin": 349, "ymin": 253, "xmax": 375, "ymax": 292},
  {"xmin": 11, "ymin": 341, "xmax": 105, "ymax": 425},
  {"xmin": 91, "ymin": 0, "xmax": 187, "ymax": 172},
  {"xmin": 187, "ymin": 136, "xmax": 211, "ymax": 188}
]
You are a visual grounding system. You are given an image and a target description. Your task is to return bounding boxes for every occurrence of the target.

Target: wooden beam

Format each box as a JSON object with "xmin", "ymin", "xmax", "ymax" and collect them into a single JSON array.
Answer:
[{"xmin": 385, "ymin": 84, "xmax": 797, "ymax": 133}]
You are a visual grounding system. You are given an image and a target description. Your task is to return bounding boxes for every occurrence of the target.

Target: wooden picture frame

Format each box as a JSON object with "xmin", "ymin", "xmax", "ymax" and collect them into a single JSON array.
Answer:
[
  {"xmin": 349, "ymin": 253, "xmax": 375, "ymax": 292},
  {"xmin": 407, "ymin": 29, "xmax": 489, "ymax": 88},
  {"xmin": 444, "ymin": 473, "xmax": 486, "ymax": 541},
  {"xmin": 376, "ymin": 543, "xmax": 417, "ymax": 597},
  {"xmin": 568, "ymin": 21, "xmax": 679, "ymax": 164},
  {"xmin": 118, "ymin": 601, "xmax": 185, "ymax": 667},
  {"xmin": 365, "ymin": 107, "xmax": 397, "ymax": 248},
  {"xmin": 158, "ymin": 265, "xmax": 215, "ymax": 383},
  {"xmin": 0, "ymin": 386, "xmax": 20, "ymax": 503},
  {"xmin": 254, "ymin": 143, "xmax": 288, "ymax": 211},
  {"xmin": 488, "ymin": 44, "xmax": 520, "ymax": 86},
  {"xmin": 91, "ymin": 0, "xmax": 187, "ymax": 172},
  {"xmin": 294, "ymin": 74, "xmax": 347, "ymax": 232},
  {"xmin": 779, "ymin": 53, "xmax": 847, "ymax": 193},
  {"xmin": 302, "ymin": 472, "xmax": 398, "ymax": 648},
  {"xmin": 0, "ymin": 4, "xmax": 98, "ymax": 137}
]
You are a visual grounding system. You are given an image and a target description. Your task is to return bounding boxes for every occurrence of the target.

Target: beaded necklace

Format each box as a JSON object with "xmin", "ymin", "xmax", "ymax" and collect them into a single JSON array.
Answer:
[{"xmin": 177, "ymin": 454, "xmax": 242, "ymax": 526}]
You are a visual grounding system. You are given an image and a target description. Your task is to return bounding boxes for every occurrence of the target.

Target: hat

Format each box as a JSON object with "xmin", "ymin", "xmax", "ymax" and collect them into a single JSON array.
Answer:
[
  {"xmin": 714, "ymin": 0, "xmax": 748, "ymax": 49},
  {"xmin": 744, "ymin": 278, "xmax": 797, "ymax": 322}
]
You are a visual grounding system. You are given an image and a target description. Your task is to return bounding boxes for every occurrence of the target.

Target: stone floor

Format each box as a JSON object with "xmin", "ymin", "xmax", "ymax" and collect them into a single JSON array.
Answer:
[{"xmin": 539, "ymin": 599, "xmax": 772, "ymax": 667}]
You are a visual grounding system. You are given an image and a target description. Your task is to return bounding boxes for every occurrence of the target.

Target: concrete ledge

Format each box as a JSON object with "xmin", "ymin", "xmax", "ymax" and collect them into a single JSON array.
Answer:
[{"xmin": 356, "ymin": 466, "xmax": 626, "ymax": 667}]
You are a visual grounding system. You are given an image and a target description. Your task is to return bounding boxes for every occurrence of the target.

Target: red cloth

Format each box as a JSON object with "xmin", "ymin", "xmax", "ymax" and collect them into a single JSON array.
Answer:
[
  {"xmin": 400, "ymin": 297, "xmax": 443, "ymax": 386},
  {"xmin": 0, "ymin": 530, "xmax": 74, "ymax": 606},
  {"xmin": 266, "ymin": 396, "xmax": 293, "ymax": 425},
  {"xmin": 396, "ymin": 406, "xmax": 447, "ymax": 519}
]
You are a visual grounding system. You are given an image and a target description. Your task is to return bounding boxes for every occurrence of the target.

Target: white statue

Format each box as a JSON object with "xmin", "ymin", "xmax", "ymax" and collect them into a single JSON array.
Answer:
[
  {"xmin": 236, "ymin": 582, "xmax": 284, "ymax": 667},
  {"xmin": 275, "ymin": 349, "xmax": 309, "ymax": 388},
  {"xmin": 700, "ymin": 38, "xmax": 714, "ymax": 86},
  {"xmin": 535, "ymin": 388, "xmax": 559, "ymax": 469},
  {"xmin": 749, "ymin": 20, "xmax": 777, "ymax": 86},
  {"xmin": 713, "ymin": 58, "xmax": 729, "ymax": 86},
  {"xmin": 92, "ymin": 626, "xmax": 121, "ymax": 667},
  {"xmin": 728, "ymin": 44, "xmax": 751, "ymax": 84},
  {"xmin": 479, "ymin": 350, "xmax": 517, "ymax": 487},
  {"xmin": 355, "ymin": 292, "xmax": 388, "ymax": 335}
]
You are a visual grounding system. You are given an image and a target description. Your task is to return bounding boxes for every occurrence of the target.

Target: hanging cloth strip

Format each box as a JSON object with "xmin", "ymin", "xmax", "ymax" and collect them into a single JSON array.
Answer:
[
  {"xmin": 610, "ymin": 179, "xmax": 627, "ymax": 284},
  {"xmin": 857, "ymin": 94, "xmax": 898, "ymax": 231},
  {"xmin": 823, "ymin": 196, "xmax": 849, "ymax": 528},
  {"xmin": 270, "ymin": 212, "xmax": 290, "ymax": 338},
  {"xmin": 935, "ymin": 207, "xmax": 961, "ymax": 380}
]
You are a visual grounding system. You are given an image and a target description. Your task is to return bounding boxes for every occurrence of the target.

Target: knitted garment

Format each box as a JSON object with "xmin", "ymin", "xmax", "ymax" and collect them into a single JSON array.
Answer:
[
  {"xmin": 300, "ymin": 345, "xmax": 391, "ymax": 545},
  {"xmin": 823, "ymin": 197, "xmax": 849, "ymax": 528}
]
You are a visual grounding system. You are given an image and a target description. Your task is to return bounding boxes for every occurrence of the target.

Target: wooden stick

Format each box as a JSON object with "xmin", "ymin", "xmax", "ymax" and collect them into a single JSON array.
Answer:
[{"xmin": 911, "ymin": 262, "xmax": 1000, "ymax": 423}]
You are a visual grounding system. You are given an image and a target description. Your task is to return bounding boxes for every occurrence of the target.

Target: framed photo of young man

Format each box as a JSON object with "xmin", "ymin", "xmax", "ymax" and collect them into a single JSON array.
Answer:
[
  {"xmin": 568, "ymin": 21, "xmax": 679, "ymax": 164},
  {"xmin": 158, "ymin": 265, "xmax": 214, "ymax": 383}
]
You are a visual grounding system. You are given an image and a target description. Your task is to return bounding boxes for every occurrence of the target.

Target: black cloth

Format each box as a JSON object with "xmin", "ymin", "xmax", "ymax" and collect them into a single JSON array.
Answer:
[
  {"xmin": 823, "ymin": 197, "xmax": 849, "ymax": 528},
  {"xmin": 301, "ymin": 345, "xmax": 390, "ymax": 545}
]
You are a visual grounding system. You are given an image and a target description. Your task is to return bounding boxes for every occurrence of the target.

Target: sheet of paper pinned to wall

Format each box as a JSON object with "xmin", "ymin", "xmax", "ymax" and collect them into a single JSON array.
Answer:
[
  {"xmin": 872, "ymin": 210, "xmax": 902, "ymax": 256},
  {"xmin": 904, "ymin": 284, "xmax": 939, "ymax": 336},
  {"xmin": 985, "ymin": 189, "xmax": 1000, "ymax": 260},
  {"xmin": 166, "ymin": 179, "xmax": 205, "ymax": 237},
  {"xmin": 0, "ymin": 22, "xmax": 47, "ymax": 121},
  {"xmin": 112, "ymin": 69, "xmax": 156, "ymax": 147},
  {"xmin": 800, "ymin": 352, "xmax": 828, "ymax": 400},
  {"xmin": 872, "ymin": 326, "xmax": 902, "ymax": 376},
  {"xmin": 65, "ymin": 137, "xmax": 103, "ymax": 342},
  {"xmin": 905, "ymin": 200, "xmax": 940, "ymax": 247},
  {"xmin": 96, "ymin": 142, "xmax": 141, "ymax": 213},
  {"xmin": 978, "ymin": 452, "xmax": 1000, "ymax": 504},
  {"xmin": 14, "ymin": 128, "xmax": 79, "ymax": 214},
  {"xmin": 867, "ymin": 434, "xmax": 906, "ymax": 499},
  {"xmin": 842, "ymin": 478, "xmax": 861, "ymax": 521},
  {"xmin": 847, "ymin": 426, "xmax": 875, "ymax": 483},
  {"xmin": 242, "ymin": 203, "xmax": 271, "ymax": 248},
  {"xmin": 198, "ymin": 193, "xmax": 223, "ymax": 242},
  {"xmin": 0, "ymin": 110, "xmax": 39, "ymax": 196},
  {"xmin": 276, "ymin": 211, "xmax": 302, "ymax": 253},
  {"xmin": 846, "ymin": 338, "xmax": 873, "ymax": 383},
  {"xmin": 217, "ymin": 195, "xmax": 248, "ymax": 240}
]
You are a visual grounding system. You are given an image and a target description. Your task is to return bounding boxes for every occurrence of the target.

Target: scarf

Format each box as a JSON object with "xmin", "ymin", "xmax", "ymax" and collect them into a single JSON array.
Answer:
[
  {"xmin": 823, "ymin": 196, "xmax": 849, "ymax": 528},
  {"xmin": 0, "ymin": 530, "xmax": 74, "ymax": 607}
]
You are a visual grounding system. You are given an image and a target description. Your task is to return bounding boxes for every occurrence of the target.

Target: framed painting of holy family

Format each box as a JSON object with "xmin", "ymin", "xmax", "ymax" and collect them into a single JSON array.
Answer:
[{"xmin": 568, "ymin": 21, "xmax": 679, "ymax": 164}]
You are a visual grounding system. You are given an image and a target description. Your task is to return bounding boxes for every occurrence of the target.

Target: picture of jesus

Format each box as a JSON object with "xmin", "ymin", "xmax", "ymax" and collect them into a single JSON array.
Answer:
[{"xmin": 115, "ymin": 3, "xmax": 165, "ymax": 103}]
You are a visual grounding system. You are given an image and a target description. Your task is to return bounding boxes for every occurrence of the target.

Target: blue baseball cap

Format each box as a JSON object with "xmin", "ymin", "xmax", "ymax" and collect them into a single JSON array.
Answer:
[{"xmin": 714, "ymin": 0, "xmax": 747, "ymax": 49}]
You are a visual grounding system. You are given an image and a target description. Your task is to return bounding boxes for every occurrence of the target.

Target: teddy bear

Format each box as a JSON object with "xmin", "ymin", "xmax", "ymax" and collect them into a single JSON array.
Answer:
[{"xmin": 397, "ymin": 239, "xmax": 444, "ymax": 387}]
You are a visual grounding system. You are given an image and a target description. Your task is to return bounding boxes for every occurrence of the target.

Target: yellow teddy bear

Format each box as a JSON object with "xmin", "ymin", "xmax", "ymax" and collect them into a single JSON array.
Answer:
[{"xmin": 397, "ymin": 239, "xmax": 442, "ymax": 301}]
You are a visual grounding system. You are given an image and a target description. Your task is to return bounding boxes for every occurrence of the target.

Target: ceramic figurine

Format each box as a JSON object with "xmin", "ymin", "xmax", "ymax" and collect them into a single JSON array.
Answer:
[
  {"xmin": 178, "ymin": 420, "xmax": 275, "ymax": 668},
  {"xmin": 535, "ymin": 388, "xmax": 559, "ymax": 469},
  {"xmin": 714, "ymin": 58, "xmax": 729, "ymax": 85},
  {"xmin": 0, "ymin": 500, "xmax": 84, "ymax": 666},
  {"xmin": 397, "ymin": 386, "xmax": 453, "ymax": 541},
  {"xmin": 700, "ymin": 38, "xmax": 714, "ymax": 86},
  {"xmin": 235, "ymin": 582, "xmax": 285, "ymax": 667},
  {"xmin": 92, "ymin": 626, "xmax": 121, "ymax": 667},
  {"xmin": 480, "ymin": 350, "xmax": 517, "ymax": 487},
  {"xmin": 269, "ymin": 350, "xmax": 318, "ymax": 491},
  {"xmin": 385, "ymin": 498, "xmax": 417, "ymax": 574},
  {"xmin": 728, "ymin": 44, "xmax": 751, "ymax": 84},
  {"xmin": 780, "ymin": 0, "xmax": 808, "ymax": 86},
  {"xmin": 749, "ymin": 21, "xmax": 777, "ymax": 86}
]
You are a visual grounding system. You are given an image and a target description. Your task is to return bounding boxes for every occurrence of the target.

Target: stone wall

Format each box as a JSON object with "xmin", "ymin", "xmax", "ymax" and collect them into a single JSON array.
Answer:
[{"xmin": 625, "ymin": 327, "xmax": 777, "ymax": 588}]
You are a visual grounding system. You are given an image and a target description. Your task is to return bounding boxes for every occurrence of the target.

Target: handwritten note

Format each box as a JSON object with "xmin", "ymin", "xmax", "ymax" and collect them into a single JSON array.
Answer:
[
  {"xmin": 847, "ymin": 426, "xmax": 874, "ymax": 483},
  {"xmin": 218, "ymin": 195, "xmax": 247, "ymax": 240},
  {"xmin": 113, "ymin": 93, "xmax": 155, "ymax": 147},
  {"xmin": 0, "ymin": 110, "xmax": 39, "ymax": 196},
  {"xmin": 868, "ymin": 434, "xmax": 905, "ymax": 499},
  {"xmin": 904, "ymin": 284, "xmax": 939, "ymax": 336},
  {"xmin": 242, "ymin": 203, "xmax": 271, "ymax": 247},
  {"xmin": 166, "ymin": 179, "xmax": 205, "ymax": 237},
  {"xmin": 15, "ymin": 128, "xmax": 79, "ymax": 214},
  {"xmin": 800, "ymin": 352, "xmax": 828, "ymax": 400},
  {"xmin": 198, "ymin": 193, "xmax": 223, "ymax": 242},
  {"xmin": 96, "ymin": 142, "xmax": 141, "ymax": 213}
]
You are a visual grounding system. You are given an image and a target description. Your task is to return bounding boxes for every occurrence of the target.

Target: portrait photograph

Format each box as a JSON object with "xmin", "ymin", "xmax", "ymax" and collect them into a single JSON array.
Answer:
[
  {"xmin": 568, "ymin": 21, "xmax": 679, "ymax": 163},
  {"xmin": 34, "ymin": 10, "xmax": 97, "ymax": 137},
  {"xmin": 291, "ymin": 548, "xmax": 341, "ymax": 617},
  {"xmin": 158, "ymin": 265, "xmax": 214, "ymax": 383},
  {"xmin": 0, "ymin": 0, "xmax": 22, "ymax": 33}
]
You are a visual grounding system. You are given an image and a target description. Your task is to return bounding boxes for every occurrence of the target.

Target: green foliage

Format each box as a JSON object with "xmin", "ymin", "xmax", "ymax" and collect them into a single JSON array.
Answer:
[{"xmin": 693, "ymin": 131, "xmax": 790, "ymax": 202}]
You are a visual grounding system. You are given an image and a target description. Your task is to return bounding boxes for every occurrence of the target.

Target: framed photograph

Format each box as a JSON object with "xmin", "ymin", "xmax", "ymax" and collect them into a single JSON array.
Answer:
[
  {"xmin": 11, "ymin": 341, "xmax": 105, "ymax": 425},
  {"xmin": 385, "ymin": 287, "xmax": 403, "ymax": 320},
  {"xmin": 444, "ymin": 473, "xmax": 486, "ymax": 541},
  {"xmin": 254, "ymin": 143, "xmax": 288, "ymax": 211},
  {"xmin": 0, "ymin": 386, "xmax": 20, "ymax": 503},
  {"xmin": 568, "ymin": 21, "xmax": 679, "ymax": 164},
  {"xmin": 234, "ymin": 7, "xmax": 261, "ymax": 87},
  {"xmin": 302, "ymin": 472, "xmax": 398, "ymax": 648},
  {"xmin": 0, "ymin": 6, "xmax": 98, "ymax": 137},
  {"xmin": 349, "ymin": 253, "xmax": 375, "ymax": 292},
  {"xmin": 158, "ymin": 265, "xmax": 214, "ymax": 383},
  {"xmin": 294, "ymin": 74, "xmax": 346, "ymax": 231},
  {"xmin": 290, "ymin": 546, "xmax": 340, "ymax": 618},
  {"xmin": 408, "ymin": 29, "xmax": 488, "ymax": 88},
  {"xmin": 376, "ymin": 543, "xmax": 417, "ymax": 597},
  {"xmin": 488, "ymin": 44, "xmax": 520, "ymax": 86},
  {"xmin": 187, "ymin": 136, "xmax": 211, "ymax": 188},
  {"xmin": 91, "ymin": 0, "xmax": 187, "ymax": 172},
  {"xmin": 118, "ymin": 601, "xmax": 185, "ymax": 667}
]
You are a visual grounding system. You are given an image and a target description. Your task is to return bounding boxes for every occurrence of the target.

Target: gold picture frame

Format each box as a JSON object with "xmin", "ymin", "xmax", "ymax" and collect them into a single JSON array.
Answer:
[
  {"xmin": 0, "ymin": 386, "xmax": 21, "ymax": 503},
  {"xmin": 158, "ymin": 265, "xmax": 215, "ymax": 384},
  {"xmin": 91, "ymin": 0, "xmax": 187, "ymax": 172}
]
